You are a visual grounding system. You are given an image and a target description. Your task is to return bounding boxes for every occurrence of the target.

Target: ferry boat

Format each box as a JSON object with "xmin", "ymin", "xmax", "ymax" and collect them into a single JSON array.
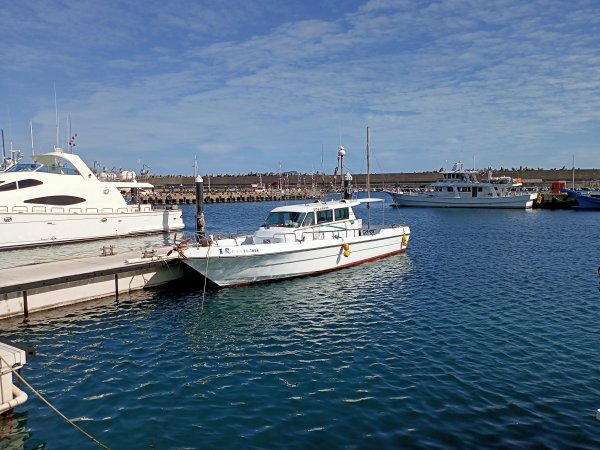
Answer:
[
  {"xmin": 181, "ymin": 196, "xmax": 410, "ymax": 287},
  {"xmin": 385, "ymin": 161, "xmax": 537, "ymax": 209},
  {"xmin": 0, "ymin": 148, "xmax": 184, "ymax": 249}
]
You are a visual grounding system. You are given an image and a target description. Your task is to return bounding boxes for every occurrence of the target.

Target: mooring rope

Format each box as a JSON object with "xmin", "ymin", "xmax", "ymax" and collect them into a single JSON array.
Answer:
[
  {"xmin": 201, "ymin": 241, "xmax": 211, "ymax": 311},
  {"xmin": 0, "ymin": 354, "xmax": 111, "ymax": 449}
]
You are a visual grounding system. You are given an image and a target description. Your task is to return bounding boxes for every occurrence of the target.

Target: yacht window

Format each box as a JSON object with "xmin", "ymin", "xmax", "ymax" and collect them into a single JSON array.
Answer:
[
  {"xmin": 6, "ymin": 163, "xmax": 41, "ymax": 172},
  {"xmin": 334, "ymin": 208, "xmax": 349, "ymax": 220},
  {"xmin": 0, "ymin": 182, "xmax": 17, "ymax": 192},
  {"xmin": 447, "ymin": 187, "xmax": 454, "ymax": 192},
  {"xmin": 317, "ymin": 209, "xmax": 333, "ymax": 223},
  {"xmin": 17, "ymin": 179, "xmax": 43, "ymax": 189},
  {"xmin": 263, "ymin": 211, "xmax": 305, "ymax": 228},
  {"xmin": 24, "ymin": 195, "xmax": 86, "ymax": 206},
  {"xmin": 302, "ymin": 212, "xmax": 315, "ymax": 226},
  {"xmin": 478, "ymin": 187, "xmax": 482, "ymax": 192}
]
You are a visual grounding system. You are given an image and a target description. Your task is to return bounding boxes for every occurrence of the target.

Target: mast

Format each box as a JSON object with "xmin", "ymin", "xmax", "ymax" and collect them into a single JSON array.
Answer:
[
  {"xmin": 1, "ymin": 129, "xmax": 5, "ymax": 159},
  {"xmin": 30, "ymin": 121, "xmax": 35, "ymax": 156},
  {"xmin": 54, "ymin": 84, "xmax": 59, "ymax": 148},
  {"xmin": 366, "ymin": 126, "xmax": 371, "ymax": 230},
  {"xmin": 572, "ymin": 154, "xmax": 575, "ymax": 189},
  {"xmin": 366, "ymin": 126, "xmax": 371, "ymax": 199}
]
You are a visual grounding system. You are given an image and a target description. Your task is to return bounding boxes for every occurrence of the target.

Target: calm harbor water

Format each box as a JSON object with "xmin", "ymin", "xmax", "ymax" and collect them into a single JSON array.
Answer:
[{"xmin": 1, "ymin": 197, "xmax": 599, "ymax": 449}]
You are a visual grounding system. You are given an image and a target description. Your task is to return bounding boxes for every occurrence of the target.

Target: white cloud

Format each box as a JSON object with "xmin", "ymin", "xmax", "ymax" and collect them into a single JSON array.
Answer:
[{"xmin": 1, "ymin": 0, "xmax": 599, "ymax": 175}]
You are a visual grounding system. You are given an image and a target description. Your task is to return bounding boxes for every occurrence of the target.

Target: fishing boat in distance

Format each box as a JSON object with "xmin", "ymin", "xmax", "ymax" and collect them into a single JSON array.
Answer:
[
  {"xmin": 560, "ymin": 188, "xmax": 600, "ymax": 210},
  {"xmin": 181, "ymin": 127, "xmax": 410, "ymax": 287},
  {"xmin": 384, "ymin": 161, "xmax": 538, "ymax": 208},
  {"xmin": 0, "ymin": 147, "xmax": 184, "ymax": 249}
]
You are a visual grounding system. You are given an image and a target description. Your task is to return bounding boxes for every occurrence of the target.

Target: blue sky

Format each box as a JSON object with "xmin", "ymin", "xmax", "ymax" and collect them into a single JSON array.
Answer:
[{"xmin": 1, "ymin": 0, "xmax": 599, "ymax": 176}]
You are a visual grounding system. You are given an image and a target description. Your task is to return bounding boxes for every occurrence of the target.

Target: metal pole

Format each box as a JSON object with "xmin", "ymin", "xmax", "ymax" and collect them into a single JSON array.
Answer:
[{"xmin": 196, "ymin": 175, "xmax": 205, "ymax": 239}]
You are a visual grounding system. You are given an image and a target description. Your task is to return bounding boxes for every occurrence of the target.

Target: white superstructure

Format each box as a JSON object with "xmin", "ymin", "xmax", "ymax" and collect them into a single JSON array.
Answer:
[
  {"xmin": 0, "ymin": 148, "xmax": 184, "ymax": 249},
  {"xmin": 181, "ymin": 198, "xmax": 410, "ymax": 287},
  {"xmin": 385, "ymin": 162, "xmax": 537, "ymax": 209}
]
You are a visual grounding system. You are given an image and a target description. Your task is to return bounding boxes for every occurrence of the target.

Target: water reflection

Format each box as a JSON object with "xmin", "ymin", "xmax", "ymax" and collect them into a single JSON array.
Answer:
[{"xmin": 0, "ymin": 410, "xmax": 40, "ymax": 450}]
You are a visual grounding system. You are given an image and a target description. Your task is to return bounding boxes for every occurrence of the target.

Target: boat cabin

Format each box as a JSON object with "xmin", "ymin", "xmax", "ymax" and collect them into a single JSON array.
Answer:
[{"xmin": 253, "ymin": 200, "xmax": 363, "ymax": 244}]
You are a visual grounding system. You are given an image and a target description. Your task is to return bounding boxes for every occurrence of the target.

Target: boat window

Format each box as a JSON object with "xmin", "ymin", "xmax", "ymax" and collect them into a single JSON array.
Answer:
[
  {"xmin": 302, "ymin": 212, "xmax": 315, "ymax": 226},
  {"xmin": 317, "ymin": 209, "xmax": 333, "ymax": 223},
  {"xmin": 0, "ymin": 181, "xmax": 17, "ymax": 192},
  {"xmin": 334, "ymin": 208, "xmax": 349, "ymax": 221},
  {"xmin": 5, "ymin": 163, "xmax": 41, "ymax": 172},
  {"xmin": 447, "ymin": 187, "xmax": 454, "ymax": 192},
  {"xmin": 263, "ymin": 211, "xmax": 305, "ymax": 228},
  {"xmin": 17, "ymin": 179, "xmax": 43, "ymax": 189},
  {"xmin": 24, "ymin": 195, "xmax": 86, "ymax": 206}
]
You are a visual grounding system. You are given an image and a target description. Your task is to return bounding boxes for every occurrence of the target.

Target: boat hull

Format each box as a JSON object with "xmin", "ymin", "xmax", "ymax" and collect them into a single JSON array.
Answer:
[
  {"xmin": 560, "ymin": 188, "xmax": 600, "ymax": 210},
  {"xmin": 385, "ymin": 192, "xmax": 537, "ymax": 209},
  {"xmin": 0, "ymin": 208, "xmax": 184, "ymax": 249},
  {"xmin": 182, "ymin": 226, "xmax": 410, "ymax": 287}
]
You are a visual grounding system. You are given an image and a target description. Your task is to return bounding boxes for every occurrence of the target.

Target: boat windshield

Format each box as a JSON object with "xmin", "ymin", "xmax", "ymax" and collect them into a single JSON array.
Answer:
[
  {"xmin": 5, "ymin": 162, "xmax": 80, "ymax": 175},
  {"xmin": 6, "ymin": 163, "xmax": 42, "ymax": 172},
  {"xmin": 263, "ymin": 211, "xmax": 306, "ymax": 228}
]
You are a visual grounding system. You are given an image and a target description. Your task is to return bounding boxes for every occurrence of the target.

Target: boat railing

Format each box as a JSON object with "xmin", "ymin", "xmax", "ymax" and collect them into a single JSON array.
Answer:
[
  {"xmin": 298, "ymin": 228, "xmax": 362, "ymax": 241},
  {"xmin": 0, "ymin": 204, "xmax": 176, "ymax": 214}
]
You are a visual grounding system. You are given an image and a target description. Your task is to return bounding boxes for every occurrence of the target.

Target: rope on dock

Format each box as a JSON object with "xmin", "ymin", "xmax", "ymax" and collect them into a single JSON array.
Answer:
[{"xmin": 0, "ymin": 354, "xmax": 111, "ymax": 450}]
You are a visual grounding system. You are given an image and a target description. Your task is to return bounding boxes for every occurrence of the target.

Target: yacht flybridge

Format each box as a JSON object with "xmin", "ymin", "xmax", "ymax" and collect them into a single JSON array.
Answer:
[{"xmin": 0, "ymin": 148, "xmax": 184, "ymax": 249}]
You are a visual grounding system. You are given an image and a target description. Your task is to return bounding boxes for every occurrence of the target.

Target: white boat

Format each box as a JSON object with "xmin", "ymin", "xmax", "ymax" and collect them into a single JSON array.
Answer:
[
  {"xmin": 182, "ymin": 127, "xmax": 410, "ymax": 287},
  {"xmin": 385, "ymin": 161, "xmax": 538, "ymax": 209},
  {"xmin": 0, "ymin": 148, "xmax": 184, "ymax": 249},
  {"xmin": 181, "ymin": 197, "xmax": 410, "ymax": 287}
]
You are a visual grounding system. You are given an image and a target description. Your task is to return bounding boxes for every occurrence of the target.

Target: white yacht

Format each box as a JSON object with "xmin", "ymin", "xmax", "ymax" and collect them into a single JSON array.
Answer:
[
  {"xmin": 0, "ymin": 148, "xmax": 184, "ymax": 249},
  {"xmin": 385, "ymin": 162, "xmax": 537, "ymax": 209},
  {"xmin": 181, "ymin": 197, "xmax": 410, "ymax": 287}
]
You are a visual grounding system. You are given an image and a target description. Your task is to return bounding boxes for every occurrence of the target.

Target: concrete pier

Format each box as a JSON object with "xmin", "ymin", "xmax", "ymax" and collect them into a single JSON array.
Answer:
[{"xmin": 0, "ymin": 247, "xmax": 185, "ymax": 320}]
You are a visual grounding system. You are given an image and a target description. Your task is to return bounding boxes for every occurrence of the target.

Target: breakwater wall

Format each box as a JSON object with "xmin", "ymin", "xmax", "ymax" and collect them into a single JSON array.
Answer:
[
  {"xmin": 146, "ymin": 169, "xmax": 600, "ymax": 191},
  {"xmin": 142, "ymin": 188, "xmax": 319, "ymax": 205}
]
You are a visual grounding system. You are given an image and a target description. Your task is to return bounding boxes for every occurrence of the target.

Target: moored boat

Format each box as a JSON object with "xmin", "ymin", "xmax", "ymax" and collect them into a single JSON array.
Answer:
[
  {"xmin": 560, "ymin": 187, "xmax": 600, "ymax": 210},
  {"xmin": 181, "ymin": 127, "xmax": 410, "ymax": 287},
  {"xmin": 181, "ymin": 197, "xmax": 410, "ymax": 287},
  {"xmin": 384, "ymin": 161, "xmax": 537, "ymax": 209},
  {"xmin": 0, "ymin": 148, "xmax": 184, "ymax": 249}
]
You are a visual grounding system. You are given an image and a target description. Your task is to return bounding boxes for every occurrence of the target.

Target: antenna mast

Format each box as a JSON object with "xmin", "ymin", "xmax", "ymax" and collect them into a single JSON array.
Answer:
[
  {"xmin": 366, "ymin": 126, "xmax": 371, "ymax": 230},
  {"xmin": 30, "ymin": 121, "xmax": 35, "ymax": 156},
  {"xmin": 54, "ymin": 84, "xmax": 59, "ymax": 148}
]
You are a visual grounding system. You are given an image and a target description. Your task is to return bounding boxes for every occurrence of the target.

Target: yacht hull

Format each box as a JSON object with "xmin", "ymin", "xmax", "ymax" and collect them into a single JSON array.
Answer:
[
  {"xmin": 386, "ymin": 192, "xmax": 537, "ymax": 209},
  {"xmin": 0, "ymin": 208, "xmax": 183, "ymax": 249},
  {"xmin": 182, "ymin": 226, "xmax": 410, "ymax": 287}
]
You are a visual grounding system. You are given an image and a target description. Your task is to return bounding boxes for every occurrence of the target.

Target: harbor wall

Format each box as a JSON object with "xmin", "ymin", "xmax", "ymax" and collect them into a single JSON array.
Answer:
[{"xmin": 146, "ymin": 169, "xmax": 600, "ymax": 191}]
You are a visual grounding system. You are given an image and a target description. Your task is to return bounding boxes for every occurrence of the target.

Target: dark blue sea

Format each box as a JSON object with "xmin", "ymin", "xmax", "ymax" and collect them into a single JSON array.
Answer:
[{"xmin": 1, "ymin": 197, "xmax": 599, "ymax": 449}]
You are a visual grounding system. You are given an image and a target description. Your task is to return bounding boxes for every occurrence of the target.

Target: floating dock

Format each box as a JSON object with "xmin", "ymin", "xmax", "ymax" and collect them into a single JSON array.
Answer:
[
  {"xmin": 0, "ymin": 247, "xmax": 185, "ymax": 320},
  {"xmin": 0, "ymin": 340, "xmax": 28, "ymax": 413}
]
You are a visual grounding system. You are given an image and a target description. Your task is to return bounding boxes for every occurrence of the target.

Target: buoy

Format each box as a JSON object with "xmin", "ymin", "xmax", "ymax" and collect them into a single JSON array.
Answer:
[
  {"xmin": 342, "ymin": 243, "xmax": 350, "ymax": 251},
  {"xmin": 343, "ymin": 250, "xmax": 350, "ymax": 257},
  {"xmin": 402, "ymin": 235, "xmax": 408, "ymax": 246}
]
